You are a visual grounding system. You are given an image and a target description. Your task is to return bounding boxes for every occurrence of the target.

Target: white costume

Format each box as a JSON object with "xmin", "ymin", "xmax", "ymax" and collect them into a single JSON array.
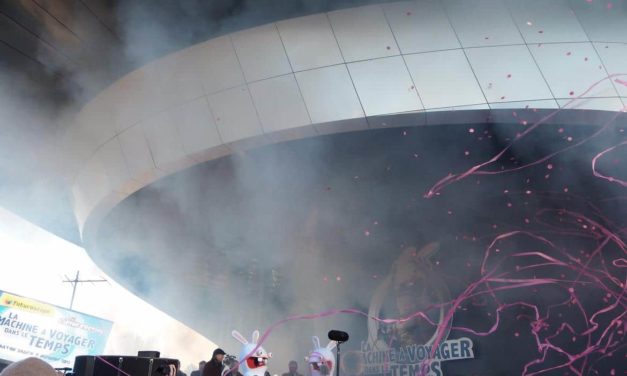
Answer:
[
  {"xmin": 306, "ymin": 336, "xmax": 336, "ymax": 376},
  {"xmin": 232, "ymin": 330, "xmax": 272, "ymax": 376}
]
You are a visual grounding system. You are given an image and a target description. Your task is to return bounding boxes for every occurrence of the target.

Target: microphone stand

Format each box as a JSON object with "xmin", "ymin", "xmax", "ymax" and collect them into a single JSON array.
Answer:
[{"xmin": 335, "ymin": 341, "xmax": 344, "ymax": 376}]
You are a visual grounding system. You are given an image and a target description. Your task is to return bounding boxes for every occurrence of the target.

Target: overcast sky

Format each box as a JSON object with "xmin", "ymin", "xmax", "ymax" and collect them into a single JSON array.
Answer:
[{"xmin": 0, "ymin": 206, "xmax": 216, "ymax": 374}]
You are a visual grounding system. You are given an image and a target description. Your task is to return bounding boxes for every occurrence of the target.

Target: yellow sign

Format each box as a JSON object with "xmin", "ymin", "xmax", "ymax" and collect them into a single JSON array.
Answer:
[{"xmin": 0, "ymin": 293, "xmax": 54, "ymax": 316}]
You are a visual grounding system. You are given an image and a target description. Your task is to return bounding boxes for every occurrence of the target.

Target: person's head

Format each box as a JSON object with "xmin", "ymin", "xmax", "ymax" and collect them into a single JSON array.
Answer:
[
  {"xmin": 288, "ymin": 361, "xmax": 298, "ymax": 373},
  {"xmin": 199, "ymin": 361, "xmax": 207, "ymax": 370},
  {"xmin": 0, "ymin": 357, "xmax": 57, "ymax": 376},
  {"xmin": 213, "ymin": 348, "xmax": 226, "ymax": 362}
]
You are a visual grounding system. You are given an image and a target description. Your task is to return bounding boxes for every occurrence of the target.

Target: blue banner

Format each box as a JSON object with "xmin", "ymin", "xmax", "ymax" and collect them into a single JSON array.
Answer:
[{"xmin": 0, "ymin": 290, "xmax": 113, "ymax": 367}]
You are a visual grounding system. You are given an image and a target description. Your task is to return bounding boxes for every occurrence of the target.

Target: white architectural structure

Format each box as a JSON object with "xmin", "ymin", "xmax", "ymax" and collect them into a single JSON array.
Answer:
[{"xmin": 64, "ymin": 0, "xmax": 627, "ymax": 244}]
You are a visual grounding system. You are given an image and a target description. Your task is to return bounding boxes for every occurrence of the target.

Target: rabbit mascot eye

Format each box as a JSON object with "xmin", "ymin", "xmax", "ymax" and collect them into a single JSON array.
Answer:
[
  {"xmin": 232, "ymin": 329, "xmax": 273, "ymax": 376},
  {"xmin": 305, "ymin": 336, "xmax": 336, "ymax": 376}
]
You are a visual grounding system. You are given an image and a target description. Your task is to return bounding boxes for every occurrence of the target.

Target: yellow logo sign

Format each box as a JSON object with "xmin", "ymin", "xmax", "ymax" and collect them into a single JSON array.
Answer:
[{"xmin": 0, "ymin": 293, "xmax": 54, "ymax": 316}]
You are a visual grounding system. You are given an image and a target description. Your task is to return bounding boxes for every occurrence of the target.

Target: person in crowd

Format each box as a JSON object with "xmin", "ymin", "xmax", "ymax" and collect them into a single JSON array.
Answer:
[
  {"xmin": 0, "ymin": 357, "xmax": 57, "ymax": 376},
  {"xmin": 191, "ymin": 361, "xmax": 206, "ymax": 376},
  {"xmin": 176, "ymin": 360, "xmax": 188, "ymax": 376},
  {"xmin": 281, "ymin": 361, "xmax": 302, "ymax": 376},
  {"xmin": 203, "ymin": 348, "xmax": 226, "ymax": 376}
]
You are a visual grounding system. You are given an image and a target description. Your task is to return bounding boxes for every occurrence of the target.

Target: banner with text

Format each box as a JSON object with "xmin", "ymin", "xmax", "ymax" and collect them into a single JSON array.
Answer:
[{"xmin": 0, "ymin": 290, "xmax": 112, "ymax": 367}]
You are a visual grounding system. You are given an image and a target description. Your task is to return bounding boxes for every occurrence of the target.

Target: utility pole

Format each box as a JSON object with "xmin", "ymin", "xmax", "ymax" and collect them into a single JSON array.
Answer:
[{"xmin": 62, "ymin": 271, "xmax": 108, "ymax": 310}]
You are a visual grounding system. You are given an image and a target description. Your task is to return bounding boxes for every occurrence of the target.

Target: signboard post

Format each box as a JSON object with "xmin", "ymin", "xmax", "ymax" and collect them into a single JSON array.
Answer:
[{"xmin": 0, "ymin": 290, "xmax": 113, "ymax": 368}]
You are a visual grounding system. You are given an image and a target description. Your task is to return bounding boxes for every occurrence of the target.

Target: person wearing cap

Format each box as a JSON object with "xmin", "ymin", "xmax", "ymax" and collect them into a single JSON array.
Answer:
[{"xmin": 203, "ymin": 348, "xmax": 226, "ymax": 376}]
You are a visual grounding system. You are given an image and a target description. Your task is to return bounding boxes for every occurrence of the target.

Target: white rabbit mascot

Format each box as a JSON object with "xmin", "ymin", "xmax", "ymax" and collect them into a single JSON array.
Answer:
[
  {"xmin": 232, "ymin": 329, "xmax": 272, "ymax": 376},
  {"xmin": 306, "ymin": 336, "xmax": 337, "ymax": 376}
]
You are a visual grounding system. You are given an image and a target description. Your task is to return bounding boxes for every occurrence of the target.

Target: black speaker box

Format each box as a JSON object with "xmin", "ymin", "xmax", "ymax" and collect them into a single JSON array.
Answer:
[{"xmin": 72, "ymin": 355, "xmax": 179, "ymax": 376}]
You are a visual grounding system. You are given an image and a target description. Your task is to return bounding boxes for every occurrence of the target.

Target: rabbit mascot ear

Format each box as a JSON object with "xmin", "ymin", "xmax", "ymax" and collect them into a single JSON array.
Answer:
[
  {"xmin": 312, "ymin": 336, "xmax": 321, "ymax": 349},
  {"xmin": 233, "ymin": 330, "xmax": 249, "ymax": 345}
]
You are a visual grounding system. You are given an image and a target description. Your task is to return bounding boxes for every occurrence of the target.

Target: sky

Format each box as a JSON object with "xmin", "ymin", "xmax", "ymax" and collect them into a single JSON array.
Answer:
[{"xmin": 0, "ymin": 206, "xmax": 216, "ymax": 374}]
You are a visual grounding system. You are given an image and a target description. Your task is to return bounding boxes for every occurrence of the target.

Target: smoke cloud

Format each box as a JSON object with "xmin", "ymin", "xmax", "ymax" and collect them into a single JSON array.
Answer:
[{"xmin": 1, "ymin": 1, "xmax": 625, "ymax": 375}]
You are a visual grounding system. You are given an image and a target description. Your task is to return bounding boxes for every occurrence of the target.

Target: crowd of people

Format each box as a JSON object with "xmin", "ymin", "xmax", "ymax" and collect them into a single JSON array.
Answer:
[{"xmin": 0, "ymin": 349, "xmax": 306, "ymax": 376}]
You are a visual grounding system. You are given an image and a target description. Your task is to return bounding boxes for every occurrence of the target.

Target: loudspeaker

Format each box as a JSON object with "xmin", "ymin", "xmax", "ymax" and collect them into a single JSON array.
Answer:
[{"xmin": 72, "ymin": 355, "xmax": 179, "ymax": 376}]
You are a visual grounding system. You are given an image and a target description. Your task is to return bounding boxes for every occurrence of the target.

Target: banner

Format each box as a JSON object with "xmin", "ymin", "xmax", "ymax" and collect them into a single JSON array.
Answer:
[
  {"xmin": 344, "ymin": 243, "xmax": 475, "ymax": 376},
  {"xmin": 0, "ymin": 290, "xmax": 112, "ymax": 367}
]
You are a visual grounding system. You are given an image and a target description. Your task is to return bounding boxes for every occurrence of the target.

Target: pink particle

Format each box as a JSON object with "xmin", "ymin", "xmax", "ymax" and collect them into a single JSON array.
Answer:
[
  {"xmin": 323, "ymin": 276, "xmax": 329, "ymax": 282},
  {"xmin": 525, "ymin": 190, "xmax": 532, "ymax": 195},
  {"xmin": 521, "ymin": 120, "xmax": 528, "ymax": 126},
  {"xmin": 364, "ymin": 230, "xmax": 370, "ymax": 236},
  {"xmin": 615, "ymin": 78, "xmax": 627, "ymax": 87},
  {"xmin": 447, "ymin": 210, "xmax": 453, "ymax": 215},
  {"xmin": 567, "ymin": 136, "xmax": 573, "ymax": 142},
  {"xmin": 403, "ymin": 131, "xmax": 407, "ymax": 136},
  {"xmin": 558, "ymin": 127, "xmax": 564, "ymax": 133},
  {"xmin": 572, "ymin": 336, "xmax": 576, "ymax": 342},
  {"xmin": 374, "ymin": 221, "xmax": 379, "ymax": 225},
  {"xmin": 547, "ymin": 163, "xmax": 553, "ymax": 170},
  {"xmin": 607, "ymin": 2, "xmax": 613, "ymax": 9},
  {"xmin": 413, "ymin": 153, "xmax": 418, "ymax": 158},
  {"xmin": 610, "ymin": 370, "xmax": 615, "ymax": 376},
  {"xmin": 495, "ymin": 248, "xmax": 500, "ymax": 253},
  {"xmin": 526, "ymin": 21, "xmax": 533, "ymax": 26},
  {"xmin": 504, "ymin": 189, "xmax": 509, "ymax": 193},
  {"xmin": 524, "ymin": 218, "xmax": 530, "ymax": 224},
  {"xmin": 336, "ymin": 276, "xmax": 341, "ymax": 281},
  {"xmin": 507, "ymin": 202, "xmax": 513, "ymax": 208},
  {"xmin": 514, "ymin": 332, "xmax": 520, "ymax": 337},
  {"xmin": 469, "ymin": 128, "xmax": 475, "ymax": 133},
  {"xmin": 464, "ymin": 151, "xmax": 470, "ymax": 156},
  {"xmin": 568, "ymin": 287, "xmax": 574, "ymax": 293}
]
